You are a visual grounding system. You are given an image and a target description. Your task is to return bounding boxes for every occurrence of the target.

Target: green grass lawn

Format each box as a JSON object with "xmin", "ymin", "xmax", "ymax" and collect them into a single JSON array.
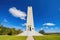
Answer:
[
  {"xmin": 0, "ymin": 35, "xmax": 27, "ymax": 40},
  {"xmin": 0, "ymin": 35, "xmax": 60, "ymax": 40},
  {"xmin": 34, "ymin": 35, "xmax": 60, "ymax": 40}
]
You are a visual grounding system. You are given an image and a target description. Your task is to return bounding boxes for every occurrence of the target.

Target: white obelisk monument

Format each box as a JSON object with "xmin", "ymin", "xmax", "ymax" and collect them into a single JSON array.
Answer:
[
  {"xmin": 26, "ymin": 6, "xmax": 34, "ymax": 32},
  {"xmin": 17, "ymin": 6, "xmax": 43, "ymax": 36}
]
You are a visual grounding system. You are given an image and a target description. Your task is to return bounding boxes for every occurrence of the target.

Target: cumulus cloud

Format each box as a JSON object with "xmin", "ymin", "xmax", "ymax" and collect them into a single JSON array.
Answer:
[
  {"xmin": 45, "ymin": 28, "xmax": 58, "ymax": 33},
  {"xmin": 46, "ymin": 30, "xmax": 56, "ymax": 33},
  {"xmin": 22, "ymin": 23, "xmax": 26, "ymax": 26},
  {"xmin": 43, "ymin": 23, "xmax": 55, "ymax": 26},
  {"xmin": 45, "ymin": 27, "xmax": 58, "ymax": 33},
  {"xmin": 9, "ymin": 7, "xmax": 26, "ymax": 20},
  {"xmin": 11, "ymin": 26, "xmax": 22, "ymax": 29},
  {"xmin": 40, "ymin": 28, "xmax": 43, "ymax": 30},
  {"xmin": 46, "ymin": 27, "xmax": 48, "ymax": 29}
]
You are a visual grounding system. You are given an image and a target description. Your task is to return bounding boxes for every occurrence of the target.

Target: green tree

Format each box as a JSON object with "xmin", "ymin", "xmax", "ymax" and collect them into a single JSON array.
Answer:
[
  {"xmin": 16, "ymin": 29, "xmax": 22, "ymax": 34},
  {"xmin": 0, "ymin": 25, "xmax": 23, "ymax": 35},
  {"xmin": 39, "ymin": 30, "xmax": 45, "ymax": 34}
]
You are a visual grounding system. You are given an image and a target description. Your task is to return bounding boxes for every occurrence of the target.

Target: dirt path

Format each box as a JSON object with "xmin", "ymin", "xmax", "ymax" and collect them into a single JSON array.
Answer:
[{"xmin": 26, "ymin": 36, "xmax": 34, "ymax": 40}]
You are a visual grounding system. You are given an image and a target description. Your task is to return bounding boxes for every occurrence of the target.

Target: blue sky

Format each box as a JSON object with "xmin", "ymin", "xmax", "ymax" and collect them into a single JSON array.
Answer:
[{"xmin": 0, "ymin": 0, "xmax": 60, "ymax": 33}]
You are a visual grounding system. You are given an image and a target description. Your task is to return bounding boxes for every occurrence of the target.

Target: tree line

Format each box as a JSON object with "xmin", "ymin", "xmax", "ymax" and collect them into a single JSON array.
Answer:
[{"xmin": 0, "ymin": 25, "xmax": 22, "ymax": 35}]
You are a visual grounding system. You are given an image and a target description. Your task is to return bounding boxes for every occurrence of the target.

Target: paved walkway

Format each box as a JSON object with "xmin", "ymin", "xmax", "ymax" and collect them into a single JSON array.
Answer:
[{"xmin": 26, "ymin": 36, "xmax": 34, "ymax": 40}]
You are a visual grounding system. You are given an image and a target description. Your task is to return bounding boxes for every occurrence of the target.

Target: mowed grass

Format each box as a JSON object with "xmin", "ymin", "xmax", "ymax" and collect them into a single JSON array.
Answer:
[
  {"xmin": 34, "ymin": 35, "xmax": 60, "ymax": 40},
  {"xmin": 0, "ymin": 35, "xmax": 27, "ymax": 40}
]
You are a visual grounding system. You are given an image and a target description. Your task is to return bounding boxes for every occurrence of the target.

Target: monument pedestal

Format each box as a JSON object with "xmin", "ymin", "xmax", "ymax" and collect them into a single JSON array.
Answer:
[{"xmin": 17, "ymin": 31, "xmax": 43, "ymax": 36}]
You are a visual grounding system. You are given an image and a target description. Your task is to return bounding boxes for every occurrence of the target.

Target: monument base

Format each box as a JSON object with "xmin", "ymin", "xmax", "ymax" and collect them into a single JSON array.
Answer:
[{"xmin": 17, "ymin": 31, "xmax": 43, "ymax": 36}]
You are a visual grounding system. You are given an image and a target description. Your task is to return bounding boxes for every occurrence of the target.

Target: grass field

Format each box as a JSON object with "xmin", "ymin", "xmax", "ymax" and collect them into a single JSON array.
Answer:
[
  {"xmin": 34, "ymin": 35, "xmax": 60, "ymax": 40},
  {"xmin": 0, "ymin": 35, "xmax": 60, "ymax": 40},
  {"xmin": 0, "ymin": 35, "xmax": 27, "ymax": 40}
]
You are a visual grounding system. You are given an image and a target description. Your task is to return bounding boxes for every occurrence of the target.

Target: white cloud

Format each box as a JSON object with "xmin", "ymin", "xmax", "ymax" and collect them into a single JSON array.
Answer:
[
  {"xmin": 46, "ymin": 30, "xmax": 56, "ymax": 33},
  {"xmin": 45, "ymin": 27, "xmax": 59, "ymax": 33},
  {"xmin": 40, "ymin": 28, "xmax": 43, "ymax": 30},
  {"xmin": 43, "ymin": 23, "xmax": 55, "ymax": 26},
  {"xmin": 6, "ymin": 25, "xmax": 22, "ymax": 30},
  {"xmin": 9, "ymin": 7, "xmax": 26, "ymax": 20},
  {"xmin": 12, "ymin": 26, "xmax": 22, "ymax": 29},
  {"xmin": 46, "ymin": 27, "xmax": 48, "ymax": 29},
  {"xmin": 22, "ymin": 23, "xmax": 26, "ymax": 26},
  {"xmin": 10, "ymin": 25, "xmax": 25, "ymax": 31}
]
